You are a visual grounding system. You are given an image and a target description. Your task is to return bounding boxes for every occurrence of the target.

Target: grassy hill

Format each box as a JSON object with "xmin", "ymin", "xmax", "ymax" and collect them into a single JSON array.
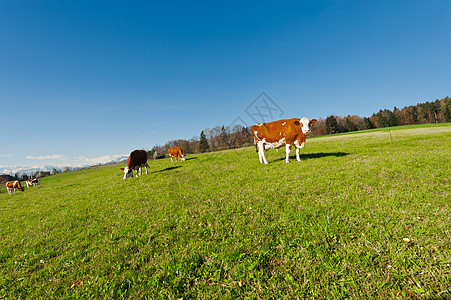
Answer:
[{"xmin": 1, "ymin": 124, "xmax": 450, "ymax": 299}]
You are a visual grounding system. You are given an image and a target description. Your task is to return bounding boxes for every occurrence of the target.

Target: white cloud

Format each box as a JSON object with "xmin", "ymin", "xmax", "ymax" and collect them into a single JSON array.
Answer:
[{"xmin": 27, "ymin": 155, "xmax": 66, "ymax": 160}]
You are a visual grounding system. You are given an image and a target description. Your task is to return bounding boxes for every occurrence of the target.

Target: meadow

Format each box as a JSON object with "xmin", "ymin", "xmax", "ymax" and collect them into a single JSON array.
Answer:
[{"xmin": 0, "ymin": 124, "xmax": 450, "ymax": 299}]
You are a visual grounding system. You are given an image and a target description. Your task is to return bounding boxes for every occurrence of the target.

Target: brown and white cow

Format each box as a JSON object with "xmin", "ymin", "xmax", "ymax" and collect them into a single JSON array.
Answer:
[
  {"xmin": 6, "ymin": 181, "xmax": 25, "ymax": 194},
  {"xmin": 168, "ymin": 147, "xmax": 185, "ymax": 162},
  {"xmin": 251, "ymin": 117, "xmax": 317, "ymax": 164},
  {"xmin": 26, "ymin": 178, "xmax": 39, "ymax": 188},
  {"xmin": 120, "ymin": 149, "xmax": 149, "ymax": 179}
]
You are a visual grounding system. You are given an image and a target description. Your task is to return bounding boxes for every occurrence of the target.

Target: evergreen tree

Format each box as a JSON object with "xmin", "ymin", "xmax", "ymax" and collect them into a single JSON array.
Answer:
[
  {"xmin": 363, "ymin": 117, "xmax": 375, "ymax": 129},
  {"xmin": 387, "ymin": 109, "xmax": 400, "ymax": 126},
  {"xmin": 219, "ymin": 126, "xmax": 230, "ymax": 149},
  {"xmin": 344, "ymin": 116, "xmax": 357, "ymax": 132},
  {"xmin": 199, "ymin": 131, "xmax": 210, "ymax": 153},
  {"xmin": 242, "ymin": 127, "xmax": 253, "ymax": 145},
  {"xmin": 432, "ymin": 100, "xmax": 441, "ymax": 123},
  {"xmin": 443, "ymin": 96, "xmax": 451, "ymax": 121},
  {"xmin": 377, "ymin": 110, "xmax": 389, "ymax": 127},
  {"xmin": 325, "ymin": 116, "xmax": 339, "ymax": 134},
  {"xmin": 411, "ymin": 106, "xmax": 419, "ymax": 123},
  {"xmin": 147, "ymin": 148, "xmax": 156, "ymax": 157}
]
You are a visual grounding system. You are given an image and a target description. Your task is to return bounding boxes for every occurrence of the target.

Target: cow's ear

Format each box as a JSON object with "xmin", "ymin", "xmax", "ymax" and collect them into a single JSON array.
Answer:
[
  {"xmin": 294, "ymin": 120, "xmax": 301, "ymax": 126},
  {"xmin": 120, "ymin": 168, "xmax": 124, "ymax": 171},
  {"xmin": 310, "ymin": 119, "xmax": 317, "ymax": 125}
]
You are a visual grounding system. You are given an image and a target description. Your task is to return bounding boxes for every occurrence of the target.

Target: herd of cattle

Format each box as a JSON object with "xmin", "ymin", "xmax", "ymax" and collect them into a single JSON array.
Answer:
[
  {"xmin": 4, "ymin": 178, "xmax": 38, "ymax": 195},
  {"xmin": 120, "ymin": 117, "xmax": 317, "ymax": 178},
  {"xmin": 4, "ymin": 117, "xmax": 317, "ymax": 192}
]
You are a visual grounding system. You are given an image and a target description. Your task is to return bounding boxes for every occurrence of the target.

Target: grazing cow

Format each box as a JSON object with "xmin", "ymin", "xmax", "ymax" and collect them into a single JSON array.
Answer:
[
  {"xmin": 251, "ymin": 117, "xmax": 317, "ymax": 164},
  {"xmin": 6, "ymin": 181, "xmax": 25, "ymax": 194},
  {"xmin": 168, "ymin": 147, "xmax": 185, "ymax": 162},
  {"xmin": 120, "ymin": 149, "xmax": 149, "ymax": 179},
  {"xmin": 26, "ymin": 178, "xmax": 39, "ymax": 188}
]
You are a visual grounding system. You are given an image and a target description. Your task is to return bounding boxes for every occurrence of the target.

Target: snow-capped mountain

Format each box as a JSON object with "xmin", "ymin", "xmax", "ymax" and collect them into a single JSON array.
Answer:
[{"xmin": 0, "ymin": 155, "xmax": 128, "ymax": 176}]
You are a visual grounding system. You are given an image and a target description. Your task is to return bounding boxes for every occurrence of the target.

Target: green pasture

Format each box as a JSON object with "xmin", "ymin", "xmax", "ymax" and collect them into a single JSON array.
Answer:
[{"xmin": 1, "ymin": 124, "xmax": 450, "ymax": 299}]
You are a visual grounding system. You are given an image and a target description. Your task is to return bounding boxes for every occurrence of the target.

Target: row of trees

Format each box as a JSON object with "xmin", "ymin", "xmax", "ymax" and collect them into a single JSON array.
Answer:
[
  {"xmin": 151, "ymin": 97, "xmax": 450, "ymax": 156},
  {"xmin": 311, "ymin": 97, "xmax": 451, "ymax": 136},
  {"xmin": 150, "ymin": 125, "xmax": 254, "ymax": 158}
]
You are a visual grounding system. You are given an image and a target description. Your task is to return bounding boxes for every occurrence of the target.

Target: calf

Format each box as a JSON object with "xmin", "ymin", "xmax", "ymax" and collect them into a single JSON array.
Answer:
[
  {"xmin": 6, "ymin": 181, "xmax": 25, "ymax": 194},
  {"xmin": 120, "ymin": 149, "xmax": 149, "ymax": 179},
  {"xmin": 168, "ymin": 147, "xmax": 185, "ymax": 162},
  {"xmin": 251, "ymin": 117, "xmax": 317, "ymax": 164},
  {"xmin": 26, "ymin": 178, "xmax": 39, "ymax": 188}
]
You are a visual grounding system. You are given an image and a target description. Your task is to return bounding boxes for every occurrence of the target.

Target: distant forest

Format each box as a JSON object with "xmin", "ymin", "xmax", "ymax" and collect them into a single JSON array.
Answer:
[{"xmin": 151, "ymin": 96, "xmax": 450, "ymax": 157}]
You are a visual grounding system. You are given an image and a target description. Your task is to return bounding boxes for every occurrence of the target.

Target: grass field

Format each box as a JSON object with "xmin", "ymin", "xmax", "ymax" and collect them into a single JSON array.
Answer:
[{"xmin": 1, "ymin": 124, "xmax": 450, "ymax": 299}]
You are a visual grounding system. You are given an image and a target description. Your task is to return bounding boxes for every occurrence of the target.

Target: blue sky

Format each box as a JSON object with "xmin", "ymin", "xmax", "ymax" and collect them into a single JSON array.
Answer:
[{"xmin": 1, "ymin": 0, "xmax": 450, "ymax": 169}]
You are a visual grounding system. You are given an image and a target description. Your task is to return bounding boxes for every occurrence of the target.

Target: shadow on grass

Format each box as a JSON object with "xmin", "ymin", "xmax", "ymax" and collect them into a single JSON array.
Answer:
[
  {"xmin": 275, "ymin": 152, "xmax": 349, "ymax": 162},
  {"xmin": 152, "ymin": 166, "xmax": 182, "ymax": 173},
  {"xmin": 184, "ymin": 157, "xmax": 197, "ymax": 161}
]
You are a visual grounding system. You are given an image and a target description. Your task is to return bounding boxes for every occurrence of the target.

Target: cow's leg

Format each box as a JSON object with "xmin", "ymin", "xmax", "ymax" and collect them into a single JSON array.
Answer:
[
  {"xmin": 257, "ymin": 141, "xmax": 263, "ymax": 163},
  {"xmin": 285, "ymin": 144, "xmax": 291, "ymax": 163},
  {"xmin": 170, "ymin": 156, "xmax": 173, "ymax": 162},
  {"xmin": 294, "ymin": 141, "xmax": 305, "ymax": 161},
  {"xmin": 7, "ymin": 188, "xmax": 11, "ymax": 195},
  {"xmin": 144, "ymin": 163, "xmax": 149, "ymax": 174},
  {"xmin": 295, "ymin": 148, "xmax": 301, "ymax": 161},
  {"xmin": 257, "ymin": 141, "xmax": 268, "ymax": 164}
]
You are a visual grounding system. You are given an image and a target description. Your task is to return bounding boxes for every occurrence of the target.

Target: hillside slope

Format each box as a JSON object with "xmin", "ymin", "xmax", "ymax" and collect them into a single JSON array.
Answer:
[{"xmin": 1, "ymin": 124, "xmax": 450, "ymax": 299}]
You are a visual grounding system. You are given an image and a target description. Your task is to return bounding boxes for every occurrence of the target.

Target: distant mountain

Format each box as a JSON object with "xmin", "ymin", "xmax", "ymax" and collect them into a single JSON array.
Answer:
[
  {"xmin": 0, "ymin": 155, "xmax": 128, "ymax": 176},
  {"xmin": 0, "ymin": 165, "xmax": 60, "ymax": 176}
]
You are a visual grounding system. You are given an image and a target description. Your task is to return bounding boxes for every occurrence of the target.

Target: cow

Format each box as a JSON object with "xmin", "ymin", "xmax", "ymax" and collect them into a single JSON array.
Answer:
[
  {"xmin": 120, "ymin": 149, "xmax": 149, "ymax": 179},
  {"xmin": 251, "ymin": 117, "xmax": 317, "ymax": 164},
  {"xmin": 26, "ymin": 178, "xmax": 39, "ymax": 188},
  {"xmin": 6, "ymin": 181, "xmax": 25, "ymax": 194},
  {"xmin": 168, "ymin": 147, "xmax": 185, "ymax": 162}
]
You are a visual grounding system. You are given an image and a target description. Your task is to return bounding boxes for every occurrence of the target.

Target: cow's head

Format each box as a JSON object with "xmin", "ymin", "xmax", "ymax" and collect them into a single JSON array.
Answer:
[
  {"xmin": 120, "ymin": 167, "xmax": 133, "ymax": 179},
  {"xmin": 16, "ymin": 182, "xmax": 24, "ymax": 191},
  {"xmin": 300, "ymin": 117, "xmax": 317, "ymax": 135},
  {"xmin": 181, "ymin": 154, "xmax": 185, "ymax": 161}
]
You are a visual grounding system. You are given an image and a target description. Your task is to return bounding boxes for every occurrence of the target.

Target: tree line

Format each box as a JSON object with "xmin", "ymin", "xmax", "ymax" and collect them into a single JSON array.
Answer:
[
  {"xmin": 150, "ymin": 125, "xmax": 254, "ymax": 158},
  {"xmin": 151, "ymin": 96, "xmax": 450, "ymax": 157},
  {"xmin": 311, "ymin": 96, "xmax": 451, "ymax": 136}
]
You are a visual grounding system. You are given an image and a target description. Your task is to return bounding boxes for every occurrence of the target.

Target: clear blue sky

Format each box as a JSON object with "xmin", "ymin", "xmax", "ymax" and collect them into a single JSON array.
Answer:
[{"xmin": 1, "ymin": 0, "xmax": 450, "ymax": 169}]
